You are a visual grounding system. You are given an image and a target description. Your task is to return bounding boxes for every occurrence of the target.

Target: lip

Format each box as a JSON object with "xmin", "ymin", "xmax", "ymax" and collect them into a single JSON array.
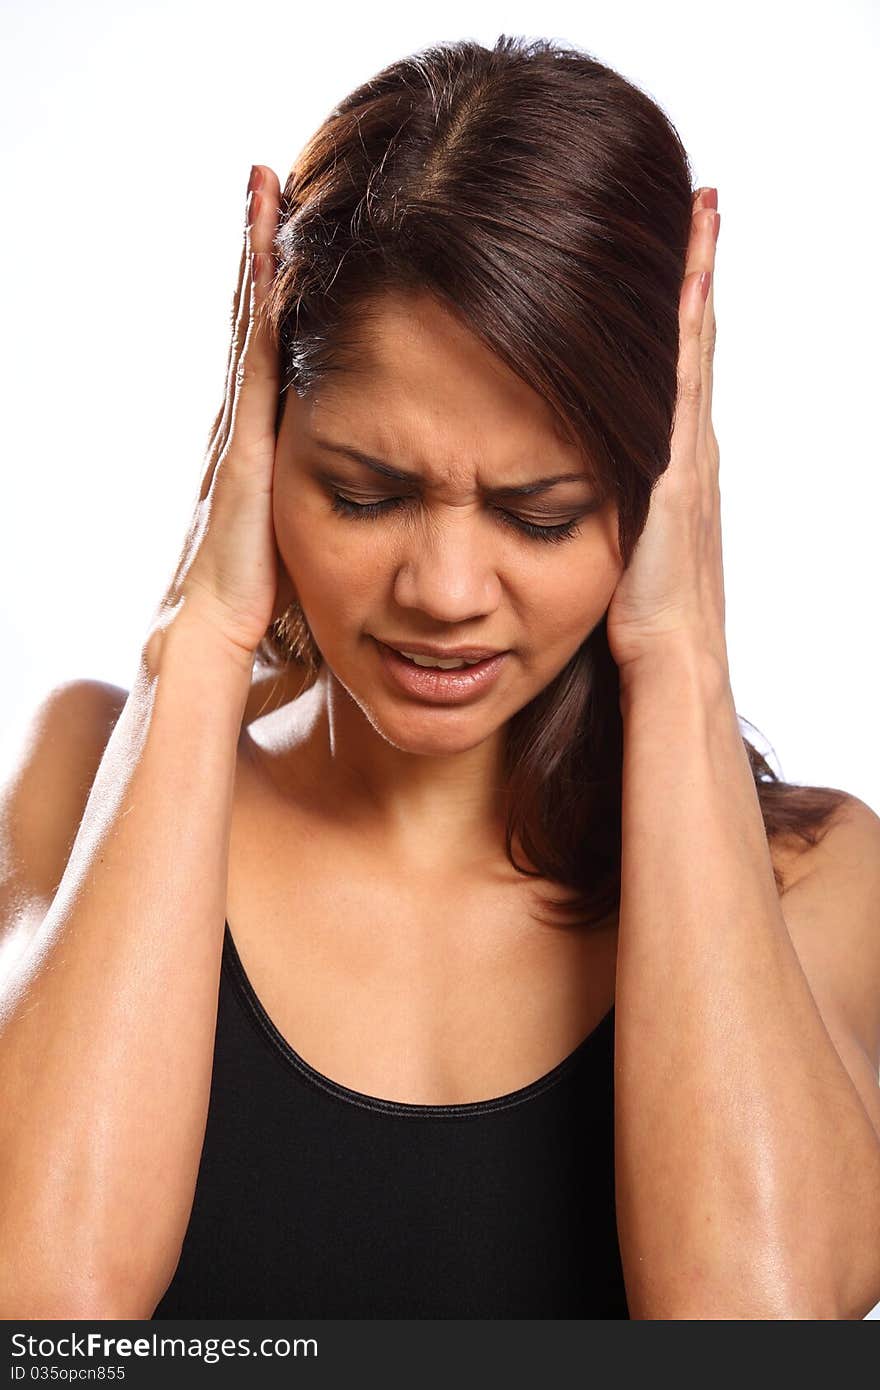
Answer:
[
  {"xmin": 378, "ymin": 640, "xmax": 506, "ymax": 660},
  {"xmin": 373, "ymin": 638, "xmax": 509, "ymax": 704}
]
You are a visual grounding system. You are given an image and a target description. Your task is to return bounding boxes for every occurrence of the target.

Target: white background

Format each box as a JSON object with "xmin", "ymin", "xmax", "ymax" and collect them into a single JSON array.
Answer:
[{"xmin": 1, "ymin": 0, "xmax": 878, "ymax": 1318}]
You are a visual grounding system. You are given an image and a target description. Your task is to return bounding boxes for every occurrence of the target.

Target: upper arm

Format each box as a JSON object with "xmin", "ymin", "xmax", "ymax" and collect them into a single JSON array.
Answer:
[
  {"xmin": 779, "ymin": 793, "xmax": 880, "ymax": 1141},
  {"xmin": 0, "ymin": 679, "xmax": 129, "ymax": 960},
  {"xmin": 0, "ymin": 661, "xmax": 296, "ymax": 961}
]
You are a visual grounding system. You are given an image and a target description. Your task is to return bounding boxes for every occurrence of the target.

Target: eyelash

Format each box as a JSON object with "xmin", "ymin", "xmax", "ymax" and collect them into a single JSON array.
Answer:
[{"xmin": 328, "ymin": 493, "xmax": 583, "ymax": 544}]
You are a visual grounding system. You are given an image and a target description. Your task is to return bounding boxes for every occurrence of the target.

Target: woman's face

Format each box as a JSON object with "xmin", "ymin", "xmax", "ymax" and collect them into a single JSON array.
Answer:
[{"xmin": 272, "ymin": 289, "xmax": 624, "ymax": 756}]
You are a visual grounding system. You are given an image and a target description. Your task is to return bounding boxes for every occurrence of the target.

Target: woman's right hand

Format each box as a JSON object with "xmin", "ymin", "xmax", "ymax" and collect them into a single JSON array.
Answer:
[{"xmin": 153, "ymin": 164, "xmax": 285, "ymax": 672}]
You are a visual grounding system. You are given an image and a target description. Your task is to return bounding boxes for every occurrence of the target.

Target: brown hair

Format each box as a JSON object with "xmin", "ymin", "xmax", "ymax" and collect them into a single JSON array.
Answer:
[{"xmin": 255, "ymin": 33, "xmax": 849, "ymax": 925}]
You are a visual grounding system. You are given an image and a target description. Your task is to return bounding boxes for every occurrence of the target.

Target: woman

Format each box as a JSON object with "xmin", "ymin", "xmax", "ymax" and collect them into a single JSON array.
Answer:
[{"xmin": 1, "ymin": 36, "xmax": 878, "ymax": 1321}]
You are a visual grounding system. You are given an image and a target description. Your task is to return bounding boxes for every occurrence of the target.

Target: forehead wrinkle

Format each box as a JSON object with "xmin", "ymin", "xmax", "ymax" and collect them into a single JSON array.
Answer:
[
  {"xmin": 308, "ymin": 384, "xmax": 592, "ymax": 495},
  {"xmin": 371, "ymin": 416, "xmax": 500, "ymax": 490},
  {"xmin": 325, "ymin": 439, "xmax": 592, "ymax": 498}
]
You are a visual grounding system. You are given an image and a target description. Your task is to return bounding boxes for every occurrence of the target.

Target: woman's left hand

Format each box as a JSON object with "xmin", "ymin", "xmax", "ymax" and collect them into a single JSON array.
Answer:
[{"xmin": 606, "ymin": 188, "xmax": 727, "ymax": 689}]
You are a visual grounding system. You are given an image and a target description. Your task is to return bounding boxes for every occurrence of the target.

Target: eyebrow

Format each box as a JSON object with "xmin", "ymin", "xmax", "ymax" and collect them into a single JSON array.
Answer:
[{"xmin": 310, "ymin": 438, "xmax": 593, "ymax": 497}]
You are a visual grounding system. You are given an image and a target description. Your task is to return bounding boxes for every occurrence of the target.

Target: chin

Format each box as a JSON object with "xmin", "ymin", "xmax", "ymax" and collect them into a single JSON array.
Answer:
[
  {"xmin": 385, "ymin": 705, "xmax": 509, "ymax": 757},
  {"xmin": 349, "ymin": 685, "xmax": 509, "ymax": 757}
]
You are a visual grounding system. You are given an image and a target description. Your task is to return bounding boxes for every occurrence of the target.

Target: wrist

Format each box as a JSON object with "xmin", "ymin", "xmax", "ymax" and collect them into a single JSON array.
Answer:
[
  {"xmin": 141, "ymin": 602, "xmax": 257, "ymax": 700},
  {"xmin": 617, "ymin": 639, "xmax": 733, "ymax": 719}
]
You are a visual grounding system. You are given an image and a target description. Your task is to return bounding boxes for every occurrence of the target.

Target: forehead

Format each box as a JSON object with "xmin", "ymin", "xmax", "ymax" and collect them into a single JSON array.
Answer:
[{"xmin": 304, "ymin": 290, "xmax": 589, "ymax": 489}]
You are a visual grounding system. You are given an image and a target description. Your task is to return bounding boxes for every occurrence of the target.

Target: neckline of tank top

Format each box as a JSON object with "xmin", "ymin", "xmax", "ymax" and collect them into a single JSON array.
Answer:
[{"xmin": 221, "ymin": 920, "xmax": 615, "ymax": 1120}]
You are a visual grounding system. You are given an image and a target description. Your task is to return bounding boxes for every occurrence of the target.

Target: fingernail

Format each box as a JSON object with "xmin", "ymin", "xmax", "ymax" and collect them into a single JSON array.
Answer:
[
  {"xmin": 713, "ymin": 211, "xmax": 721, "ymax": 243},
  {"xmin": 248, "ymin": 164, "xmax": 264, "ymax": 194},
  {"xmin": 702, "ymin": 186, "xmax": 718, "ymax": 210},
  {"xmin": 699, "ymin": 270, "xmax": 712, "ymax": 302}
]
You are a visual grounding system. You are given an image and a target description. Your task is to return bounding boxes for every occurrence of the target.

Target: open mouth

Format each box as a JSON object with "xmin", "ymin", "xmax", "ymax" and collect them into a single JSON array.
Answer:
[
  {"xmin": 373, "ymin": 639, "xmax": 509, "ymax": 702},
  {"xmin": 393, "ymin": 650, "xmax": 484, "ymax": 670}
]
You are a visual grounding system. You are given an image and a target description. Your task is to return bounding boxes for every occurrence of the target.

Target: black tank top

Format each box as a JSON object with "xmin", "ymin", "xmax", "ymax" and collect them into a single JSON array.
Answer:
[{"xmin": 152, "ymin": 922, "xmax": 628, "ymax": 1319}]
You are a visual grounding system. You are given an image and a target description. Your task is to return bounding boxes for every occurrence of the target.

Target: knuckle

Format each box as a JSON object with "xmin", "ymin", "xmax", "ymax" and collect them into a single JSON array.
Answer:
[
  {"xmin": 229, "ymin": 318, "xmax": 245, "ymax": 354},
  {"xmin": 677, "ymin": 369, "xmax": 702, "ymax": 402},
  {"xmin": 234, "ymin": 355, "xmax": 262, "ymax": 392}
]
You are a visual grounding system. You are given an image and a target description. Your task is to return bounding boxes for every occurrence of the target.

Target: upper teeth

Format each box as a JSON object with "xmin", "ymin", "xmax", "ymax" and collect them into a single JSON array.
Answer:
[{"xmin": 399, "ymin": 651, "xmax": 483, "ymax": 669}]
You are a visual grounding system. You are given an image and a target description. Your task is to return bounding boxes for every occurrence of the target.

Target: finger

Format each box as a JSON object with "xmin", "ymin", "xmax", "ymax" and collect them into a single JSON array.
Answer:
[
  {"xmin": 671, "ymin": 221, "xmax": 713, "ymax": 482},
  {"xmin": 203, "ymin": 166, "xmax": 282, "ymax": 496},
  {"xmin": 215, "ymin": 185, "xmax": 261, "ymax": 463},
  {"xmin": 700, "ymin": 211, "xmax": 718, "ymax": 444},
  {"xmin": 214, "ymin": 233, "xmax": 250, "ymax": 444},
  {"xmin": 700, "ymin": 254, "xmax": 717, "ymax": 453},
  {"xmin": 198, "ymin": 175, "xmax": 256, "ymax": 501},
  {"xmin": 203, "ymin": 239, "xmax": 245, "ymax": 456},
  {"xmin": 209, "ymin": 166, "xmax": 280, "ymax": 458},
  {"xmin": 226, "ymin": 166, "xmax": 282, "ymax": 418},
  {"xmin": 225, "ymin": 165, "xmax": 282, "ymax": 464},
  {"xmin": 691, "ymin": 192, "xmax": 719, "ymax": 448},
  {"xmin": 198, "ymin": 251, "xmax": 247, "ymax": 498},
  {"xmin": 673, "ymin": 196, "xmax": 718, "ymax": 472}
]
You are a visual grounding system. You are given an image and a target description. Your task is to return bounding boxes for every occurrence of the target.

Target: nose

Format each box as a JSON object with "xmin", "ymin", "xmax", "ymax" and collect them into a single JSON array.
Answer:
[{"xmin": 391, "ymin": 514, "xmax": 503, "ymax": 625}]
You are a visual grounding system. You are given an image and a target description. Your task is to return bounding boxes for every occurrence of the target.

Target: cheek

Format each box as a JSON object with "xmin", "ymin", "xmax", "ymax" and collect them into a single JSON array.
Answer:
[
  {"xmin": 272, "ymin": 472, "xmax": 623, "ymax": 648},
  {"xmin": 272, "ymin": 479, "xmax": 309, "ymax": 584},
  {"xmin": 272, "ymin": 483, "xmax": 384, "ymax": 620},
  {"xmin": 522, "ymin": 540, "xmax": 622, "ymax": 657}
]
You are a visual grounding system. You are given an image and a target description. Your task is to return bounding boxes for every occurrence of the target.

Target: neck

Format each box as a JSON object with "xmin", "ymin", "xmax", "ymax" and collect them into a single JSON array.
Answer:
[{"xmin": 250, "ymin": 666, "xmax": 513, "ymax": 871}]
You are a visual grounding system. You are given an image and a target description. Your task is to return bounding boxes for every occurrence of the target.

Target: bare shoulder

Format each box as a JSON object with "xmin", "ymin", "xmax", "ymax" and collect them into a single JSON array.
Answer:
[
  {"xmin": 773, "ymin": 790, "xmax": 880, "ymax": 1089},
  {"xmin": 788, "ymin": 792, "xmax": 880, "ymax": 871},
  {"xmin": 775, "ymin": 790, "xmax": 880, "ymax": 936},
  {"xmin": 0, "ymin": 677, "xmax": 131, "ymax": 819},
  {"xmin": 0, "ymin": 679, "xmax": 131, "ymax": 951},
  {"xmin": 767, "ymin": 789, "xmax": 858, "ymax": 896},
  {"xmin": 0, "ymin": 662, "xmax": 310, "ymax": 947}
]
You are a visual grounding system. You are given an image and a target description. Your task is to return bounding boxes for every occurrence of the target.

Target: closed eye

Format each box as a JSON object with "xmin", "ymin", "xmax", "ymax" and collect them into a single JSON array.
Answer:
[{"xmin": 328, "ymin": 492, "xmax": 586, "ymax": 544}]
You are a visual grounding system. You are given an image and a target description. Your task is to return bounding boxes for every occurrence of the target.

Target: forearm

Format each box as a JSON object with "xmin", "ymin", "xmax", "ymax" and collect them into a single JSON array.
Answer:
[
  {"xmin": 614, "ymin": 647, "xmax": 880, "ymax": 1319},
  {"xmin": 0, "ymin": 616, "xmax": 252, "ymax": 1318}
]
